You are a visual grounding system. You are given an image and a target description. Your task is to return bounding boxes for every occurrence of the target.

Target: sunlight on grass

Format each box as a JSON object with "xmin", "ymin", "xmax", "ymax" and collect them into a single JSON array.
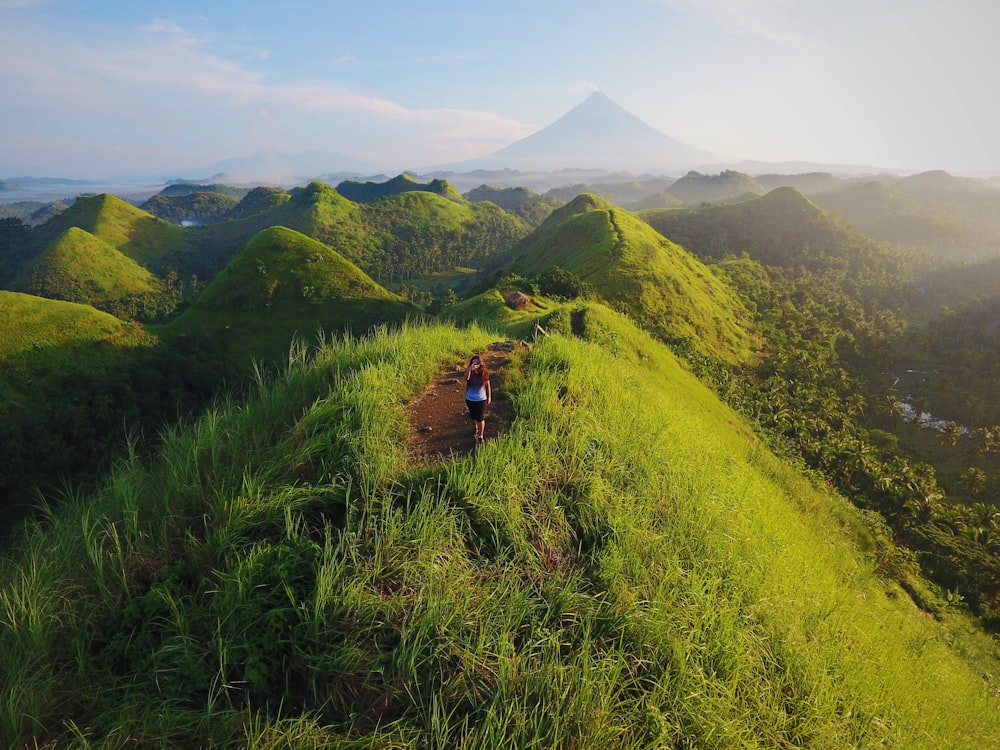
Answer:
[{"xmin": 1, "ymin": 315, "xmax": 998, "ymax": 748}]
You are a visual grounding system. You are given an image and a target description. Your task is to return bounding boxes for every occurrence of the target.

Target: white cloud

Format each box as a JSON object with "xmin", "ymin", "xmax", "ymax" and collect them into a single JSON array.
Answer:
[{"xmin": 0, "ymin": 16, "xmax": 537, "ymax": 173}]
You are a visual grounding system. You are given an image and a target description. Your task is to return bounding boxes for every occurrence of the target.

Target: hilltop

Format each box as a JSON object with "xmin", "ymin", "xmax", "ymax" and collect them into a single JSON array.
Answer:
[
  {"xmin": 157, "ymin": 225, "xmax": 416, "ymax": 371},
  {"xmin": 9, "ymin": 226, "xmax": 163, "ymax": 314},
  {"xmin": 336, "ymin": 173, "xmax": 466, "ymax": 204},
  {"xmin": 666, "ymin": 169, "xmax": 766, "ymax": 204},
  {"xmin": 638, "ymin": 186, "xmax": 887, "ymax": 270},
  {"xmin": 25, "ymin": 193, "xmax": 185, "ymax": 267},
  {"xmin": 506, "ymin": 193, "xmax": 755, "ymax": 364}
]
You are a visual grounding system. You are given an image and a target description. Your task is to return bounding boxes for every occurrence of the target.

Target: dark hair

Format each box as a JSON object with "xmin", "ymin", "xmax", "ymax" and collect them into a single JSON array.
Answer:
[{"xmin": 468, "ymin": 355, "xmax": 490, "ymax": 382}]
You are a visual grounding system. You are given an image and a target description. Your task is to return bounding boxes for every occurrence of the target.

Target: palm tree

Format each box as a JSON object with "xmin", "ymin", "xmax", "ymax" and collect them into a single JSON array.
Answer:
[{"xmin": 939, "ymin": 421, "xmax": 962, "ymax": 449}]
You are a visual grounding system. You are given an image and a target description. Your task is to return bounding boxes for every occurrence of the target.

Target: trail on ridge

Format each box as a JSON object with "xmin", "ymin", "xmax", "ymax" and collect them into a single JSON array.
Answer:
[{"xmin": 405, "ymin": 343, "xmax": 517, "ymax": 463}]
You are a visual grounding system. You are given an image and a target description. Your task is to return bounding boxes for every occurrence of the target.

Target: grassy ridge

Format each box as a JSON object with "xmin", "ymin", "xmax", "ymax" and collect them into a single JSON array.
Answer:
[
  {"xmin": 511, "ymin": 194, "xmax": 755, "ymax": 364},
  {"xmin": 1, "ymin": 316, "xmax": 997, "ymax": 747}
]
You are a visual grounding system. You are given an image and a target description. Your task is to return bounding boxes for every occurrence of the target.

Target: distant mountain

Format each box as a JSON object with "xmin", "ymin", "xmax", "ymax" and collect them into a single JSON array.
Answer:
[
  {"xmin": 754, "ymin": 172, "xmax": 844, "ymax": 195},
  {"xmin": 812, "ymin": 174, "xmax": 1000, "ymax": 259},
  {"xmin": 437, "ymin": 92, "xmax": 728, "ymax": 174},
  {"xmin": 638, "ymin": 187, "xmax": 885, "ymax": 270}
]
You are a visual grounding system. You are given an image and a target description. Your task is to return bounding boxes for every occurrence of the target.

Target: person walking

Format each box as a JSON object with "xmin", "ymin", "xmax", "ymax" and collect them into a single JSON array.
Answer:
[{"xmin": 465, "ymin": 354, "xmax": 492, "ymax": 444}]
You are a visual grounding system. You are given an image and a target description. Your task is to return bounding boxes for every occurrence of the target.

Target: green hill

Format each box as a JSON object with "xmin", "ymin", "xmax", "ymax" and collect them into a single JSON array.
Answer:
[
  {"xmin": 667, "ymin": 169, "xmax": 766, "ymax": 204},
  {"xmin": 2, "ymin": 316, "xmax": 998, "ymax": 748},
  {"xmin": 226, "ymin": 186, "xmax": 292, "ymax": 220},
  {"xmin": 366, "ymin": 189, "xmax": 530, "ymax": 283},
  {"xmin": 464, "ymin": 184, "xmax": 564, "ymax": 226},
  {"xmin": 159, "ymin": 226, "xmax": 416, "ymax": 370},
  {"xmin": 0, "ymin": 290, "xmax": 135, "ymax": 362},
  {"xmin": 9, "ymin": 226, "xmax": 163, "ymax": 314},
  {"xmin": 26, "ymin": 193, "xmax": 186, "ymax": 267},
  {"xmin": 639, "ymin": 186, "xmax": 895, "ymax": 272},
  {"xmin": 508, "ymin": 194, "xmax": 755, "ymax": 364},
  {"xmin": 141, "ymin": 192, "xmax": 240, "ymax": 225},
  {"xmin": 336, "ymin": 173, "xmax": 466, "ymax": 204},
  {"xmin": 812, "ymin": 179, "xmax": 1000, "ymax": 259},
  {"xmin": 158, "ymin": 181, "xmax": 250, "ymax": 199},
  {"xmin": 0, "ymin": 291, "xmax": 162, "ymax": 517}
]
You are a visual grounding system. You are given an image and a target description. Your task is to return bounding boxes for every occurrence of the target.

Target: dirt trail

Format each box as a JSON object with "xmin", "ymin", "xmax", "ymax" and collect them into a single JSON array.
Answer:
[{"xmin": 405, "ymin": 343, "xmax": 518, "ymax": 462}]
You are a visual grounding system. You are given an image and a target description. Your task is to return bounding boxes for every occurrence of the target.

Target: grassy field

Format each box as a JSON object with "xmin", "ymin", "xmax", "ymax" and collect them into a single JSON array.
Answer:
[{"xmin": 2, "ymin": 313, "xmax": 999, "ymax": 748}]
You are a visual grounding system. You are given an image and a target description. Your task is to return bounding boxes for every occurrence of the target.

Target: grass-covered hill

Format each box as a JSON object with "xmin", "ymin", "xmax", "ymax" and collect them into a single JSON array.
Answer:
[
  {"xmin": 25, "ymin": 193, "xmax": 186, "ymax": 268},
  {"xmin": 666, "ymin": 169, "xmax": 766, "ymax": 204},
  {"xmin": 507, "ymin": 193, "xmax": 755, "ymax": 365},
  {"xmin": 638, "ymin": 186, "xmax": 908, "ymax": 275},
  {"xmin": 158, "ymin": 181, "xmax": 251, "ymax": 199},
  {"xmin": 336, "ymin": 172, "xmax": 466, "ymax": 204},
  {"xmin": 9, "ymin": 226, "xmax": 163, "ymax": 314},
  {"xmin": 141, "ymin": 191, "xmax": 241, "ymax": 225},
  {"xmin": 3, "ymin": 194, "xmax": 190, "ymax": 318},
  {"xmin": 172, "ymin": 181, "xmax": 376, "ymax": 282},
  {"xmin": 464, "ymin": 184, "xmax": 565, "ymax": 226},
  {"xmin": 2, "ymin": 315, "xmax": 998, "ymax": 748},
  {"xmin": 0, "ymin": 291, "xmax": 165, "ymax": 519},
  {"xmin": 225, "ymin": 186, "xmax": 292, "ymax": 220},
  {"xmin": 812, "ymin": 177, "xmax": 1000, "ymax": 259},
  {"xmin": 156, "ymin": 226, "xmax": 416, "ymax": 371}
]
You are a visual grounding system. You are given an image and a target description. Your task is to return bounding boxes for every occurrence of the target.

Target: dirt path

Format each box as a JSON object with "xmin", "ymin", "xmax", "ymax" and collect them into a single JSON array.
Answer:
[{"xmin": 405, "ymin": 342, "xmax": 518, "ymax": 463}]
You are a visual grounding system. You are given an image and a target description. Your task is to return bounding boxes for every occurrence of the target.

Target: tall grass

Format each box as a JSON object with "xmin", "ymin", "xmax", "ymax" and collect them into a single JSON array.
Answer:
[{"xmin": 1, "ymin": 314, "xmax": 998, "ymax": 748}]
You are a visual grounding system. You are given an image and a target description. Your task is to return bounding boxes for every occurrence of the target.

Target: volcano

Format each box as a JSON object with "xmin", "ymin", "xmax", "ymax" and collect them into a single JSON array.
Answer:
[{"xmin": 445, "ymin": 92, "xmax": 727, "ymax": 174}]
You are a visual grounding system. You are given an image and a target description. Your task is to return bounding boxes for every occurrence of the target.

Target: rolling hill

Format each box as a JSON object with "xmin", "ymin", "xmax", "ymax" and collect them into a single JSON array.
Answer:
[
  {"xmin": 336, "ymin": 173, "xmax": 466, "ymax": 204},
  {"xmin": 666, "ymin": 169, "xmax": 766, "ymax": 204},
  {"xmin": 638, "ymin": 186, "xmax": 899, "ymax": 272},
  {"xmin": 158, "ymin": 226, "xmax": 416, "ymax": 370},
  {"xmin": 507, "ymin": 193, "xmax": 755, "ymax": 364},
  {"xmin": 812, "ymin": 176, "xmax": 1000, "ymax": 259},
  {"xmin": 25, "ymin": 193, "xmax": 186, "ymax": 267},
  {"xmin": 9, "ymin": 226, "xmax": 163, "ymax": 313}
]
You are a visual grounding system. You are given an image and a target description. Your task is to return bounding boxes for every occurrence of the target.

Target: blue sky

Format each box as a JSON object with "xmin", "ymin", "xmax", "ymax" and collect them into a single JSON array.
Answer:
[{"xmin": 1, "ymin": 0, "xmax": 997, "ymax": 178}]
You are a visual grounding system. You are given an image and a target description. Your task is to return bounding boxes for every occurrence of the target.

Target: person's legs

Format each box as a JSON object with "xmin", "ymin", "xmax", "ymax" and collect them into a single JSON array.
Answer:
[{"xmin": 467, "ymin": 400, "xmax": 485, "ymax": 438}]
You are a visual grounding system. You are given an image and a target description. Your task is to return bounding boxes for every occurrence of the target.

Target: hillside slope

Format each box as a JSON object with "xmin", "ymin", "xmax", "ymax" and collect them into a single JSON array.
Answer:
[
  {"xmin": 509, "ymin": 193, "xmax": 755, "ymax": 364},
  {"xmin": 25, "ymin": 193, "xmax": 186, "ymax": 267},
  {"xmin": 10, "ymin": 226, "xmax": 163, "ymax": 312},
  {"xmin": 2, "ymin": 316, "xmax": 997, "ymax": 748},
  {"xmin": 157, "ymin": 226, "xmax": 416, "ymax": 370},
  {"xmin": 0, "ymin": 291, "xmax": 161, "ymax": 516}
]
